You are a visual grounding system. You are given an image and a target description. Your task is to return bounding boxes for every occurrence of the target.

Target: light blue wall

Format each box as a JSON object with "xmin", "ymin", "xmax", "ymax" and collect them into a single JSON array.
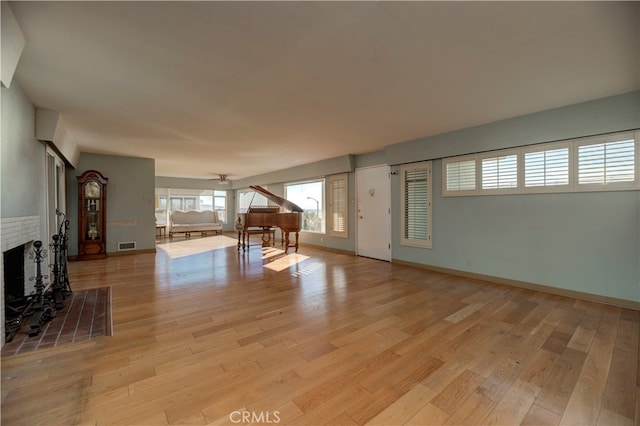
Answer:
[
  {"xmin": 391, "ymin": 162, "xmax": 640, "ymax": 302},
  {"xmin": 386, "ymin": 91, "xmax": 640, "ymax": 303},
  {"xmin": 385, "ymin": 91, "xmax": 640, "ymax": 164},
  {"xmin": 232, "ymin": 154, "xmax": 354, "ymax": 189},
  {"xmin": 67, "ymin": 153, "xmax": 156, "ymax": 256},
  {"xmin": 237, "ymin": 92, "xmax": 640, "ymax": 303},
  {"xmin": 1, "ymin": 82, "xmax": 47, "ymax": 237},
  {"xmin": 355, "ymin": 150, "xmax": 387, "ymax": 169}
]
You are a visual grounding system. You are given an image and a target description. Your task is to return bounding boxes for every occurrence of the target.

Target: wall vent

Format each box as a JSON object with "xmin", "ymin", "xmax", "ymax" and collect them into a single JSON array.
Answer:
[{"xmin": 118, "ymin": 241, "xmax": 136, "ymax": 251}]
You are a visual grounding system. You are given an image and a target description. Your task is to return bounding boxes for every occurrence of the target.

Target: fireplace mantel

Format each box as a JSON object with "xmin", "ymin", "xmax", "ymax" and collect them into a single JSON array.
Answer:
[{"xmin": 1, "ymin": 216, "xmax": 40, "ymax": 252}]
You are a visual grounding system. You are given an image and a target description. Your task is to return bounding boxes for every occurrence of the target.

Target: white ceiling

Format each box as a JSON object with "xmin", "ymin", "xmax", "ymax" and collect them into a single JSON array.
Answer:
[{"xmin": 10, "ymin": 1, "xmax": 640, "ymax": 180}]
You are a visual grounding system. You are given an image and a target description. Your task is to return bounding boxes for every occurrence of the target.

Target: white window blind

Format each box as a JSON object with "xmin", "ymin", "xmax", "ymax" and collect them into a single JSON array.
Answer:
[
  {"xmin": 401, "ymin": 162, "xmax": 432, "ymax": 248},
  {"xmin": 524, "ymin": 147, "xmax": 569, "ymax": 188},
  {"xmin": 578, "ymin": 138, "xmax": 635, "ymax": 185},
  {"xmin": 446, "ymin": 159, "xmax": 476, "ymax": 191},
  {"xmin": 328, "ymin": 174, "xmax": 348, "ymax": 238},
  {"xmin": 442, "ymin": 131, "xmax": 638, "ymax": 196},
  {"xmin": 481, "ymin": 154, "xmax": 518, "ymax": 189}
]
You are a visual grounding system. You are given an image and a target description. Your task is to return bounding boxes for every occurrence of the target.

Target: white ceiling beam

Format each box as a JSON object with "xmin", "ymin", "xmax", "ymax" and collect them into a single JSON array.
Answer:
[{"xmin": 1, "ymin": 2, "xmax": 26, "ymax": 88}]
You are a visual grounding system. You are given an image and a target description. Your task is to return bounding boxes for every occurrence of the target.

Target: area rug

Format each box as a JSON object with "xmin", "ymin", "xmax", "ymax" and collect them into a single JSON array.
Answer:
[
  {"xmin": 157, "ymin": 235, "xmax": 239, "ymax": 259},
  {"xmin": 2, "ymin": 287, "xmax": 111, "ymax": 357}
]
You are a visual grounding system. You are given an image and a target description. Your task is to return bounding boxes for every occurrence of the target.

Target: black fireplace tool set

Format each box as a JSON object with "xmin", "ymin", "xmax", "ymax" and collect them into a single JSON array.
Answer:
[{"xmin": 4, "ymin": 211, "xmax": 73, "ymax": 342}]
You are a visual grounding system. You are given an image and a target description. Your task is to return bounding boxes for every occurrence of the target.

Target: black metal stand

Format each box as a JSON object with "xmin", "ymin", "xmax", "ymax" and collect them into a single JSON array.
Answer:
[
  {"xmin": 49, "ymin": 211, "xmax": 72, "ymax": 309},
  {"xmin": 50, "ymin": 235, "xmax": 65, "ymax": 310},
  {"xmin": 57, "ymin": 210, "xmax": 72, "ymax": 296},
  {"xmin": 28, "ymin": 241, "xmax": 55, "ymax": 337}
]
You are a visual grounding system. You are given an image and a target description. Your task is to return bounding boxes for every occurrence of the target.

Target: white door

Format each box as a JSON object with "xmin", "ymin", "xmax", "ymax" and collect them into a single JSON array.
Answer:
[{"xmin": 356, "ymin": 165, "xmax": 391, "ymax": 261}]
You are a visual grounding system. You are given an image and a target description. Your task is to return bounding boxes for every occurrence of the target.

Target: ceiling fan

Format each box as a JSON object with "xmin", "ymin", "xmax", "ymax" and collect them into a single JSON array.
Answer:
[{"xmin": 209, "ymin": 173, "xmax": 231, "ymax": 184}]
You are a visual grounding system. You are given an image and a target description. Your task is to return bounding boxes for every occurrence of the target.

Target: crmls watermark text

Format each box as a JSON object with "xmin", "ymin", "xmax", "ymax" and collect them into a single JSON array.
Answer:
[{"xmin": 229, "ymin": 410, "xmax": 281, "ymax": 424}]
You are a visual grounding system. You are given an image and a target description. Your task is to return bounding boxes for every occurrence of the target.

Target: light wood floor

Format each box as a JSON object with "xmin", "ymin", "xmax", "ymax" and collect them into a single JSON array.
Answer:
[{"xmin": 2, "ymin": 235, "xmax": 639, "ymax": 425}]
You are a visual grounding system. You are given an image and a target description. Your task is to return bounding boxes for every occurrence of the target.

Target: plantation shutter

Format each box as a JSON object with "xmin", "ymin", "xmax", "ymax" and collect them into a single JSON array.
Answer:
[
  {"xmin": 402, "ymin": 162, "xmax": 431, "ymax": 247},
  {"xmin": 578, "ymin": 139, "xmax": 635, "ymax": 185},
  {"xmin": 329, "ymin": 174, "xmax": 348, "ymax": 238},
  {"xmin": 481, "ymin": 154, "xmax": 518, "ymax": 189},
  {"xmin": 442, "ymin": 131, "xmax": 638, "ymax": 195},
  {"xmin": 524, "ymin": 147, "xmax": 569, "ymax": 187},
  {"xmin": 446, "ymin": 160, "xmax": 476, "ymax": 191}
]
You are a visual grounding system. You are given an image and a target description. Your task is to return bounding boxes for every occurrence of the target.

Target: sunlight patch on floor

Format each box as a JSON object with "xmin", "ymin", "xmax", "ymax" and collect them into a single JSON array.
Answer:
[
  {"xmin": 261, "ymin": 246, "xmax": 286, "ymax": 260},
  {"xmin": 291, "ymin": 261, "xmax": 324, "ymax": 277},
  {"xmin": 262, "ymin": 251, "xmax": 310, "ymax": 272},
  {"xmin": 157, "ymin": 235, "xmax": 238, "ymax": 259}
]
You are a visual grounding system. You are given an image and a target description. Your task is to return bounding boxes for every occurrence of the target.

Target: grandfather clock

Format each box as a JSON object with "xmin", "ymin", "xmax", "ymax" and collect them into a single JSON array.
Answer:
[{"xmin": 77, "ymin": 170, "xmax": 108, "ymax": 260}]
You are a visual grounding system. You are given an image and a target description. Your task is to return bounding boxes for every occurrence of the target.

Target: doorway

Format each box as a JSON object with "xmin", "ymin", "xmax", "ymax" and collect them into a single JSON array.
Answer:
[
  {"xmin": 355, "ymin": 165, "xmax": 391, "ymax": 261},
  {"xmin": 46, "ymin": 149, "xmax": 66, "ymax": 240}
]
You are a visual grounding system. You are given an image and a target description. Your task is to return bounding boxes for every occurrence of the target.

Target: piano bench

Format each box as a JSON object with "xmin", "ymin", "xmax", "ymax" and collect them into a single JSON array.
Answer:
[{"xmin": 245, "ymin": 228, "xmax": 276, "ymax": 247}]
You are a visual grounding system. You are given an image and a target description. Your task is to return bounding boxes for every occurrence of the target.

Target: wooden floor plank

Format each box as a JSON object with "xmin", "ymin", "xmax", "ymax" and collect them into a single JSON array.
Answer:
[
  {"xmin": 0, "ymin": 237, "xmax": 637, "ymax": 425},
  {"xmin": 405, "ymin": 402, "xmax": 450, "ymax": 425},
  {"xmin": 534, "ymin": 348, "xmax": 587, "ymax": 417},
  {"xmin": 482, "ymin": 379, "xmax": 538, "ymax": 426},
  {"xmin": 559, "ymin": 337, "xmax": 615, "ymax": 425},
  {"xmin": 366, "ymin": 384, "xmax": 435, "ymax": 425}
]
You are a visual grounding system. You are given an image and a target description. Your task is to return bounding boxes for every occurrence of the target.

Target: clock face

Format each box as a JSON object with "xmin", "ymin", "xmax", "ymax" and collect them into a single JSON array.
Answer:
[{"xmin": 85, "ymin": 181, "xmax": 101, "ymax": 198}]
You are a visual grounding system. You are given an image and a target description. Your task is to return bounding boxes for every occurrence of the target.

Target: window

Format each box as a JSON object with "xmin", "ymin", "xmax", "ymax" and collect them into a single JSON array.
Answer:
[
  {"xmin": 155, "ymin": 189, "xmax": 169, "ymax": 225},
  {"xmin": 237, "ymin": 189, "xmax": 269, "ymax": 214},
  {"xmin": 285, "ymin": 180, "xmax": 325, "ymax": 233},
  {"xmin": 401, "ymin": 162, "xmax": 432, "ymax": 248},
  {"xmin": 445, "ymin": 158, "xmax": 476, "ymax": 192},
  {"xmin": 442, "ymin": 131, "xmax": 639, "ymax": 196},
  {"xmin": 156, "ymin": 188, "xmax": 227, "ymax": 225},
  {"xmin": 443, "ymin": 156, "xmax": 477, "ymax": 196},
  {"xmin": 185, "ymin": 197, "xmax": 197, "ymax": 210},
  {"xmin": 214, "ymin": 191, "xmax": 227, "ymax": 223},
  {"xmin": 328, "ymin": 174, "xmax": 348, "ymax": 238},
  {"xmin": 523, "ymin": 144, "xmax": 569, "ymax": 191},
  {"xmin": 481, "ymin": 152, "xmax": 518, "ymax": 190},
  {"xmin": 577, "ymin": 136, "xmax": 636, "ymax": 188}
]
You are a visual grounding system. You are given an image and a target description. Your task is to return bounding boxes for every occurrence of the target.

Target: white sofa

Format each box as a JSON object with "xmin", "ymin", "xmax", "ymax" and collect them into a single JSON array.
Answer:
[{"xmin": 169, "ymin": 210, "xmax": 223, "ymax": 238}]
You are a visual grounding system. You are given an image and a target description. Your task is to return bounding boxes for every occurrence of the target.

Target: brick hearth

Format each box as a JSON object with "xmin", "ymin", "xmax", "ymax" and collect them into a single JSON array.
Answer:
[{"xmin": 2, "ymin": 287, "xmax": 111, "ymax": 357}]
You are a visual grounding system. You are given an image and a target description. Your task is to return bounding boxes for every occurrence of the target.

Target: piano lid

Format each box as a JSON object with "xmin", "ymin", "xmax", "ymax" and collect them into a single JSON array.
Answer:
[{"xmin": 249, "ymin": 185, "xmax": 304, "ymax": 213}]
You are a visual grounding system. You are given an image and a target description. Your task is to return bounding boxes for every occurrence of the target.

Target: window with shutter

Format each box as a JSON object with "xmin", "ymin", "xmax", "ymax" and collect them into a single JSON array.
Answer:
[
  {"xmin": 441, "ymin": 131, "xmax": 638, "ymax": 196},
  {"xmin": 481, "ymin": 153, "xmax": 518, "ymax": 190},
  {"xmin": 523, "ymin": 145, "xmax": 569, "ymax": 190},
  {"xmin": 444, "ymin": 157, "xmax": 476, "ymax": 195},
  {"xmin": 401, "ymin": 162, "xmax": 432, "ymax": 248},
  {"xmin": 328, "ymin": 173, "xmax": 348, "ymax": 238},
  {"xmin": 577, "ymin": 137, "xmax": 635, "ymax": 187}
]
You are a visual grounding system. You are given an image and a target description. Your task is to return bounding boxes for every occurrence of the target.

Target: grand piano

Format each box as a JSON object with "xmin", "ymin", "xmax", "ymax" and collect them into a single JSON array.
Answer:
[{"xmin": 237, "ymin": 185, "xmax": 303, "ymax": 253}]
